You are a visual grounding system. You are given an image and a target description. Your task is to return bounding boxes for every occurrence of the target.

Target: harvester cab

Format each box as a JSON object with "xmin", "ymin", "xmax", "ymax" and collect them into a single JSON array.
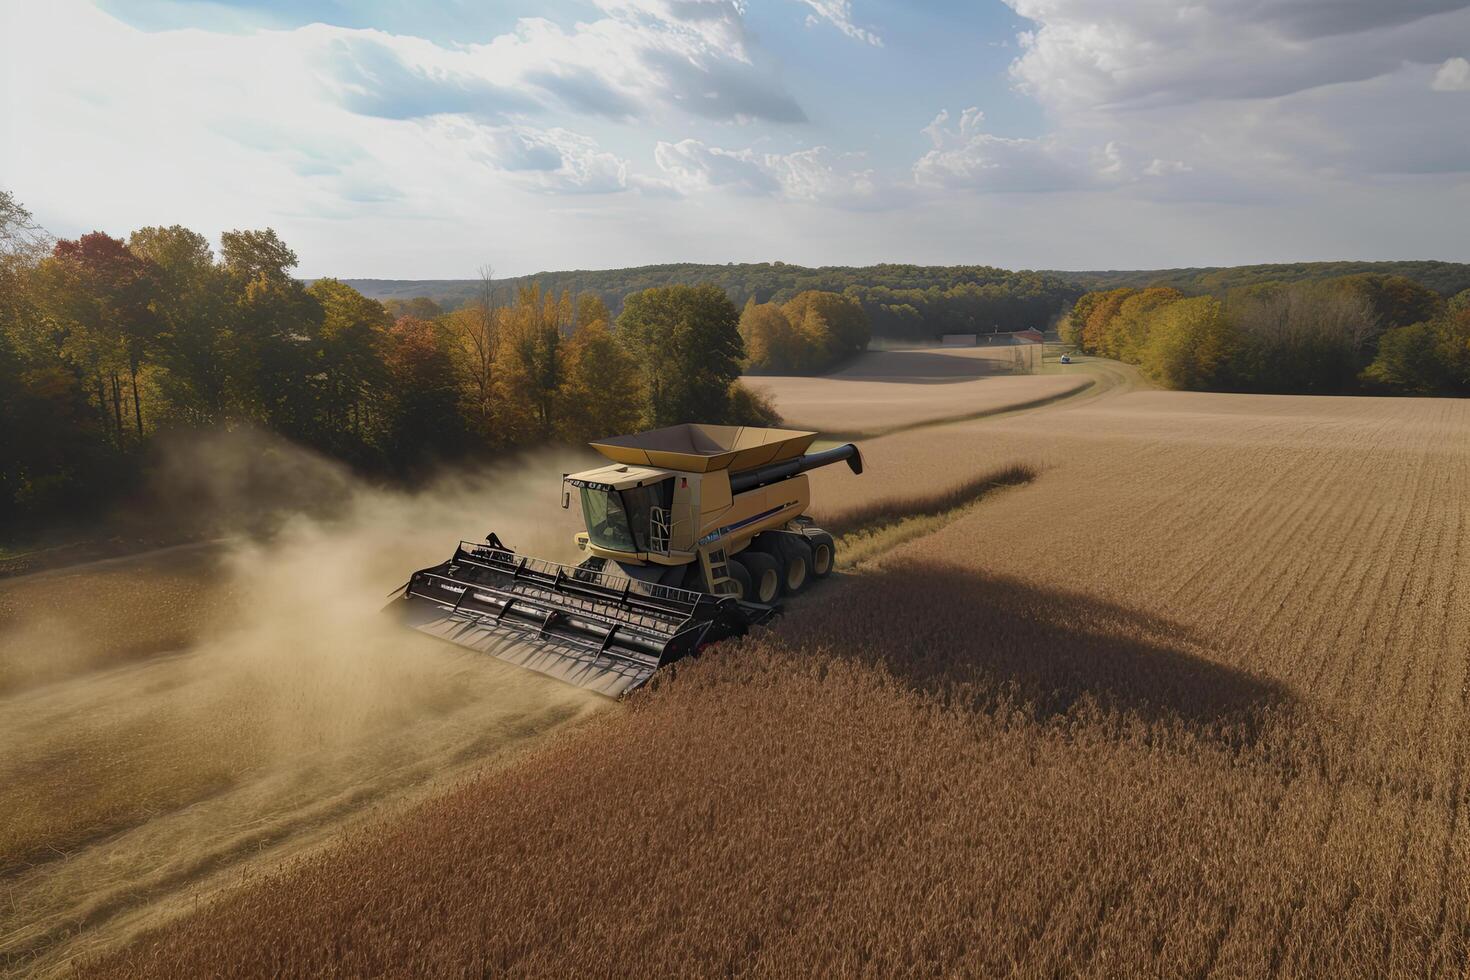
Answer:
[{"xmin": 394, "ymin": 424, "xmax": 863, "ymax": 696}]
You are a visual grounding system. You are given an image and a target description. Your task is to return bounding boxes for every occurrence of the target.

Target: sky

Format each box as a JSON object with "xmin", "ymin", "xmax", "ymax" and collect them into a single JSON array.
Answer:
[{"xmin": 2, "ymin": 0, "xmax": 1468, "ymax": 278}]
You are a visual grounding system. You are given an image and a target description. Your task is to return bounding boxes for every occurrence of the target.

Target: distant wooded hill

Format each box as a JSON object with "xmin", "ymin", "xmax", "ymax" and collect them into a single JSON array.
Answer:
[{"xmin": 333, "ymin": 259, "xmax": 1470, "ymax": 341}]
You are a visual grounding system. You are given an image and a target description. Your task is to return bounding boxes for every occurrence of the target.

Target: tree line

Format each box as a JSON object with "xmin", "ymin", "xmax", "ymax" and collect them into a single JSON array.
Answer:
[
  {"xmin": 0, "ymin": 193, "xmax": 777, "ymax": 534},
  {"xmin": 1055, "ymin": 260, "xmax": 1470, "ymax": 300},
  {"xmin": 738, "ymin": 291, "xmax": 870, "ymax": 373},
  {"xmin": 345, "ymin": 260, "xmax": 1470, "ymax": 347},
  {"xmin": 345, "ymin": 262, "xmax": 1080, "ymax": 343},
  {"xmin": 1064, "ymin": 274, "xmax": 1470, "ymax": 395}
]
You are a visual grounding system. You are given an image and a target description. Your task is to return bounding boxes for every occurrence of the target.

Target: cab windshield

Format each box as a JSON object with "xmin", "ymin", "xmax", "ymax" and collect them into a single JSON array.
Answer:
[
  {"xmin": 580, "ymin": 480, "xmax": 674, "ymax": 554},
  {"xmin": 581, "ymin": 487, "xmax": 636, "ymax": 553}
]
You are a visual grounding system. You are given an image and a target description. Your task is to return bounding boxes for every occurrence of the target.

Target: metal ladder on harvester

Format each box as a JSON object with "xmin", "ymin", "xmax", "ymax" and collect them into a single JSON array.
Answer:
[{"xmin": 699, "ymin": 543, "xmax": 741, "ymax": 597}]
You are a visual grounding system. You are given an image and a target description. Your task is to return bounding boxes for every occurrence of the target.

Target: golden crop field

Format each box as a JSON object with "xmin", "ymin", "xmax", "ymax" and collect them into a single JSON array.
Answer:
[
  {"xmin": 750, "ymin": 345, "xmax": 1091, "ymax": 437},
  {"xmin": 12, "ymin": 349, "xmax": 1470, "ymax": 977}
]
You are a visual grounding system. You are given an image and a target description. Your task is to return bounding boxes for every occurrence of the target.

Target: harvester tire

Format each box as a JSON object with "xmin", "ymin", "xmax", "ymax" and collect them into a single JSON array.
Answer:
[
  {"xmin": 807, "ymin": 531, "xmax": 835, "ymax": 578},
  {"xmin": 777, "ymin": 535, "xmax": 813, "ymax": 594},
  {"xmin": 726, "ymin": 557, "xmax": 754, "ymax": 600},
  {"xmin": 739, "ymin": 550, "xmax": 781, "ymax": 604}
]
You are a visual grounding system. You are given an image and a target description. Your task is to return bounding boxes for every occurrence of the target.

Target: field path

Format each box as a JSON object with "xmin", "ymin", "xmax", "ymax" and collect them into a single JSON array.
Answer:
[{"xmin": 748, "ymin": 345, "xmax": 1125, "ymax": 439}]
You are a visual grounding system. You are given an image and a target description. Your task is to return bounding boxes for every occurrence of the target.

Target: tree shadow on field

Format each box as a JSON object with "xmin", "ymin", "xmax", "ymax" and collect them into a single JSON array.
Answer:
[
  {"xmin": 823, "ymin": 349, "xmax": 1015, "ymax": 384},
  {"xmin": 773, "ymin": 561, "xmax": 1293, "ymax": 743}
]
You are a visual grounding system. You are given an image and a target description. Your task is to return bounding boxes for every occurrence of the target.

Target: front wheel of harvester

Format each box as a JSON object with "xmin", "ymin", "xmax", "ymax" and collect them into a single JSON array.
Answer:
[
  {"xmin": 739, "ymin": 550, "xmax": 781, "ymax": 604},
  {"xmin": 806, "ymin": 531, "xmax": 835, "ymax": 578},
  {"xmin": 777, "ymin": 535, "xmax": 813, "ymax": 594},
  {"xmin": 725, "ymin": 557, "xmax": 754, "ymax": 600}
]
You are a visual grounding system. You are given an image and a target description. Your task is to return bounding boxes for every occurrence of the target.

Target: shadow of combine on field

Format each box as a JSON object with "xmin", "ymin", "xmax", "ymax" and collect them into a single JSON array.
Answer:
[{"xmin": 772, "ymin": 561, "xmax": 1292, "ymax": 743}]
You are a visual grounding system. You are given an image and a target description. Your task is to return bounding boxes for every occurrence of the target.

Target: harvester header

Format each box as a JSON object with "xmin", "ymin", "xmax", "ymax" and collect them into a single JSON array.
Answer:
[{"xmin": 393, "ymin": 424, "xmax": 864, "ymax": 696}]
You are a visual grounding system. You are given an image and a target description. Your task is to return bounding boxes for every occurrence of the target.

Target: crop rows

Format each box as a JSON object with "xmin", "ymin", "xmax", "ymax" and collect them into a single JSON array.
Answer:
[{"xmin": 85, "ymin": 379, "xmax": 1470, "ymax": 976}]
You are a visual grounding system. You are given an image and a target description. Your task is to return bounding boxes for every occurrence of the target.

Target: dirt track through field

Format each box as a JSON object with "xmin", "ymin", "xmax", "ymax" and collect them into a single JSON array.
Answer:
[{"xmin": 749, "ymin": 345, "xmax": 1099, "ymax": 438}]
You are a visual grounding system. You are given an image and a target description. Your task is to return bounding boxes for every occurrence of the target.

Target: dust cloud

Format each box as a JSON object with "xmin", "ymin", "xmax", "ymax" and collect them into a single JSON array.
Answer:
[{"xmin": 0, "ymin": 429, "xmax": 610, "ymax": 977}]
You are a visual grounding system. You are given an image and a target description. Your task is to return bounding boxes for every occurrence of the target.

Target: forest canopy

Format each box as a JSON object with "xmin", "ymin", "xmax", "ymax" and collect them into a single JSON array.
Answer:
[
  {"xmin": 340, "ymin": 259, "xmax": 1470, "ymax": 343},
  {"xmin": 1064, "ymin": 274, "xmax": 1470, "ymax": 396},
  {"xmin": 0, "ymin": 194, "xmax": 775, "ymax": 535}
]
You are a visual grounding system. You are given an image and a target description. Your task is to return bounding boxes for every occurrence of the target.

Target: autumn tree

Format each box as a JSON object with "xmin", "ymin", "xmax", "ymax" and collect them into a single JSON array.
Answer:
[
  {"xmin": 443, "ymin": 267, "xmax": 502, "ymax": 441},
  {"xmin": 740, "ymin": 300, "xmax": 801, "ymax": 373},
  {"xmin": 1139, "ymin": 296, "xmax": 1235, "ymax": 389},
  {"xmin": 384, "ymin": 297, "xmax": 444, "ymax": 320},
  {"xmin": 37, "ymin": 233, "xmax": 161, "ymax": 444},
  {"xmin": 575, "ymin": 293, "xmax": 611, "ymax": 330},
  {"xmin": 1081, "ymin": 288, "xmax": 1135, "ymax": 355},
  {"xmin": 382, "ymin": 316, "xmax": 466, "ymax": 473},
  {"xmin": 557, "ymin": 320, "xmax": 643, "ymax": 442},
  {"xmin": 496, "ymin": 284, "xmax": 566, "ymax": 441},
  {"xmin": 1102, "ymin": 287, "xmax": 1183, "ymax": 361},
  {"xmin": 1062, "ymin": 292, "xmax": 1100, "ymax": 348},
  {"xmin": 308, "ymin": 278, "xmax": 390, "ymax": 453},
  {"xmin": 781, "ymin": 290, "xmax": 869, "ymax": 361}
]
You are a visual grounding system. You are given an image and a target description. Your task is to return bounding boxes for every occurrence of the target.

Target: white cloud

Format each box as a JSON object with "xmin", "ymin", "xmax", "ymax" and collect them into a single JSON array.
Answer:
[
  {"xmin": 654, "ymin": 139, "xmax": 887, "ymax": 206},
  {"xmin": 1004, "ymin": 0, "xmax": 1470, "ymax": 110},
  {"xmin": 975, "ymin": 0, "xmax": 1470, "ymax": 205},
  {"xmin": 444, "ymin": 123, "xmax": 634, "ymax": 194},
  {"xmin": 914, "ymin": 108, "xmax": 1096, "ymax": 192},
  {"xmin": 799, "ymin": 1, "xmax": 882, "ymax": 46},
  {"xmin": 1433, "ymin": 56, "xmax": 1470, "ymax": 91}
]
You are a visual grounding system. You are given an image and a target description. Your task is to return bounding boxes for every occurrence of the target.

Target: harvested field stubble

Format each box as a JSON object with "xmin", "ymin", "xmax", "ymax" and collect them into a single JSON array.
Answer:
[
  {"xmin": 78, "ymin": 372, "xmax": 1470, "ymax": 975},
  {"xmin": 750, "ymin": 345, "xmax": 1092, "ymax": 437}
]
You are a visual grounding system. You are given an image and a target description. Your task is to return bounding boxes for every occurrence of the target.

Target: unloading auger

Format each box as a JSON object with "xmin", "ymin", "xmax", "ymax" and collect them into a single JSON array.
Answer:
[{"xmin": 392, "ymin": 424, "xmax": 864, "ymax": 696}]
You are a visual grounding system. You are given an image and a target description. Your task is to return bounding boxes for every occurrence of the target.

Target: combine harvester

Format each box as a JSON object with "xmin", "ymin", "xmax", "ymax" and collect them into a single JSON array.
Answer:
[{"xmin": 394, "ymin": 424, "xmax": 863, "ymax": 695}]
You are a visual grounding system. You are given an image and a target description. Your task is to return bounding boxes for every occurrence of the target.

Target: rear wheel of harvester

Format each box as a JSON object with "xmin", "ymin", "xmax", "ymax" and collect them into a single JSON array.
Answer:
[
  {"xmin": 777, "ymin": 535, "xmax": 813, "ymax": 594},
  {"xmin": 807, "ymin": 531, "xmax": 835, "ymax": 578},
  {"xmin": 738, "ymin": 550, "xmax": 781, "ymax": 603},
  {"xmin": 725, "ymin": 557, "xmax": 754, "ymax": 600}
]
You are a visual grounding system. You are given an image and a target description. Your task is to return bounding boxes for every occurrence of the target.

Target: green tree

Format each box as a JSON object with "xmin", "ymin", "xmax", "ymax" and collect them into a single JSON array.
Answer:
[
  {"xmin": 1361, "ymin": 323, "xmax": 1449, "ymax": 394},
  {"xmin": 128, "ymin": 225, "xmax": 233, "ymax": 423},
  {"xmin": 1339, "ymin": 274, "xmax": 1443, "ymax": 331},
  {"xmin": 616, "ymin": 284, "xmax": 745, "ymax": 426},
  {"xmin": 221, "ymin": 228, "xmax": 321, "ymax": 437}
]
